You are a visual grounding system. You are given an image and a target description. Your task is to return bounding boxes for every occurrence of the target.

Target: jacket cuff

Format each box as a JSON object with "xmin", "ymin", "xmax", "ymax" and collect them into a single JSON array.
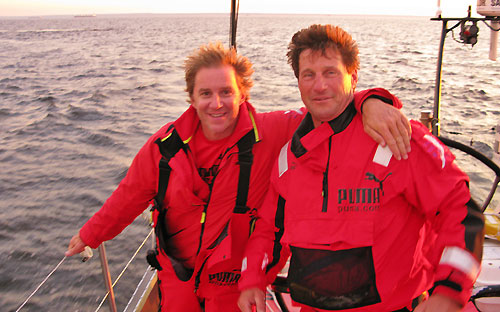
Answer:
[
  {"xmin": 432, "ymin": 282, "xmax": 470, "ymax": 307},
  {"xmin": 354, "ymin": 88, "xmax": 403, "ymax": 113},
  {"xmin": 79, "ymin": 224, "xmax": 101, "ymax": 249},
  {"xmin": 433, "ymin": 246, "xmax": 480, "ymax": 306},
  {"xmin": 238, "ymin": 256, "xmax": 269, "ymax": 292}
]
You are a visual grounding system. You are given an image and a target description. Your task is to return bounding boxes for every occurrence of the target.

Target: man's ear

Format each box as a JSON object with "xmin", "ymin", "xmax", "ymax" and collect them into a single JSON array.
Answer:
[{"xmin": 351, "ymin": 70, "xmax": 359, "ymax": 90}]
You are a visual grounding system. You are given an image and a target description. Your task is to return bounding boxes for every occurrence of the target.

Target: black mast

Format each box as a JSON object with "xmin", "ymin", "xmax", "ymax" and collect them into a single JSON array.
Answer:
[{"xmin": 230, "ymin": 0, "xmax": 239, "ymax": 50}]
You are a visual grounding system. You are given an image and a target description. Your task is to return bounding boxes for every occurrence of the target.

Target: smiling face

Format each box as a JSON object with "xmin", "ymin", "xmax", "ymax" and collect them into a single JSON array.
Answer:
[
  {"xmin": 298, "ymin": 48, "xmax": 358, "ymax": 128},
  {"xmin": 190, "ymin": 65, "xmax": 245, "ymax": 141}
]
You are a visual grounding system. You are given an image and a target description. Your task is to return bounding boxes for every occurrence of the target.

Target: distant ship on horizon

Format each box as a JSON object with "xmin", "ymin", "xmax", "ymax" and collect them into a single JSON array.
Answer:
[{"xmin": 74, "ymin": 14, "xmax": 96, "ymax": 18}]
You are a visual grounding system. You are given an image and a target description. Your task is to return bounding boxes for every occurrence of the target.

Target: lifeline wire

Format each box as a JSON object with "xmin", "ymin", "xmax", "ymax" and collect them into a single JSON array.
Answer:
[{"xmin": 15, "ymin": 256, "xmax": 67, "ymax": 312}]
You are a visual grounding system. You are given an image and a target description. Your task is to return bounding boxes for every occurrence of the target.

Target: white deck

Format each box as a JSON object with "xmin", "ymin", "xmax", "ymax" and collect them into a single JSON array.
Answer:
[{"xmin": 472, "ymin": 237, "xmax": 500, "ymax": 312}]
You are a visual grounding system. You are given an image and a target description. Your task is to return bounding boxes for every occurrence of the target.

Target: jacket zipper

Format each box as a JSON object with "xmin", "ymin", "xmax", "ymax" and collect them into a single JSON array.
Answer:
[
  {"xmin": 195, "ymin": 147, "xmax": 229, "ymax": 255},
  {"xmin": 322, "ymin": 137, "xmax": 332, "ymax": 212},
  {"xmin": 194, "ymin": 148, "xmax": 231, "ymax": 293},
  {"xmin": 196, "ymin": 174, "xmax": 215, "ymax": 255}
]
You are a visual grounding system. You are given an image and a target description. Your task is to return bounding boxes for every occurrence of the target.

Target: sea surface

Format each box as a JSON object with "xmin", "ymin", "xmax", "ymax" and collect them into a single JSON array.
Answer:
[{"xmin": 1, "ymin": 13, "xmax": 499, "ymax": 311}]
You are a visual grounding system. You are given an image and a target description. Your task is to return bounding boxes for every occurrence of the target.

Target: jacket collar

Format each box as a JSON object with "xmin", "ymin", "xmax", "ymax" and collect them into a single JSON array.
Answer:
[{"xmin": 291, "ymin": 101, "xmax": 357, "ymax": 158}]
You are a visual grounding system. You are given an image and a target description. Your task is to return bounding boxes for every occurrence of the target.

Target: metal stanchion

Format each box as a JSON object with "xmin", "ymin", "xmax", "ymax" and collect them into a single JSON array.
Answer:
[{"xmin": 99, "ymin": 243, "xmax": 118, "ymax": 312}]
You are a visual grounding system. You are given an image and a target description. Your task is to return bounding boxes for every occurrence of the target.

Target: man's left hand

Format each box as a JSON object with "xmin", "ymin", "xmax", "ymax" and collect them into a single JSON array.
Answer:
[
  {"xmin": 362, "ymin": 98, "xmax": 411, "ymax": 160},
  {"xmin": 413, "ymin": 294, "xmax": 462, "ymax": 312}
]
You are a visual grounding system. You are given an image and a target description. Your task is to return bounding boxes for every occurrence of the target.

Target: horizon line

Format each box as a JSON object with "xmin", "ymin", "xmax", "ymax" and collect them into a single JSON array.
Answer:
[{"xmin": 0, "ymin": 12, "xmax": 445, "ymax": 18}]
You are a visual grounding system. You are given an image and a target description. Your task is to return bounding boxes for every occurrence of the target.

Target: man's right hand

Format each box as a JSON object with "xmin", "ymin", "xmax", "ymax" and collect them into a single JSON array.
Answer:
[
  {"xmin": 65, "ymin": 233, "xmax": 87, "ymax": 257},
  {"xmin": 238, "ymin": 287, "xmax": 266, "ymax": 312},
  {"xmin": 362, "ymin": 97, "xmax": 412, "ymax": 160}
]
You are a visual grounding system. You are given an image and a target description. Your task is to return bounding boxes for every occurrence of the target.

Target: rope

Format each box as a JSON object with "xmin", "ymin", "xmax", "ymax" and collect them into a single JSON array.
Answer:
[
  {"xmin": 15, "ymin": 256, "xmax": 67, "ymax": 312},
  {"xmin": 94, "ymin": 228, "xmax": 154, "ymax": 312}
]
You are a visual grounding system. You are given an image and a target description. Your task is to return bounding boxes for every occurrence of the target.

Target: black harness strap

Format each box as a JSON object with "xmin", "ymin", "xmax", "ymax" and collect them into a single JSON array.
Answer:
[
  {"xmin": 233, "ymin": 130, "xmax": 255, "ymax": 214},
  {"xmin": 156, "ymin": 128, "xmax": 185, "ymax": 206},
  {"xmin": 148, "ymin": 126, "xmax": 257, "ymax": 278},
  {"xmin": 152, "ymin": 128, "xmax": 186, "ymax": 255},
  {"xmin": 266, "ymin": 195, "xmax": 286, "ymax": 273}
]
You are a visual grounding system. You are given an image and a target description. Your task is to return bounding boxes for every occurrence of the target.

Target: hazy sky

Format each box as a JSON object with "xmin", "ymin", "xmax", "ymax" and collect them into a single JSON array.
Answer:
[{"xmin": 0, "ymin": 0, "xmax": 485, "ymax": 17}]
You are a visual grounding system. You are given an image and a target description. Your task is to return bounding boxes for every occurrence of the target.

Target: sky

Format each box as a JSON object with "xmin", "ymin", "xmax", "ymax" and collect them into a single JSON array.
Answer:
[{"xmin": 0, "ymin": 0, "xmax": 486, "ymax": 18}]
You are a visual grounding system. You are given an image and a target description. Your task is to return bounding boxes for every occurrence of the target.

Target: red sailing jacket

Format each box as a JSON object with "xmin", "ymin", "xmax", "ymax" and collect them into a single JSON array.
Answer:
[
  {"xmin": 239, "ymin": 105, "xmax": 483, "ymax": 310},
  {"xmin": 79, "ymin": 101, "xmax": 302, "ymax": 259},
  {"xmin": 78, "ymin": 89, "xmax": 398, "ymax": 297}
]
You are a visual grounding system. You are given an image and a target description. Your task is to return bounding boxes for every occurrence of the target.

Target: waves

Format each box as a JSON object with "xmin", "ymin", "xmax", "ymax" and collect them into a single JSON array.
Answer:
[{"xmin": 0, "ymin": 14, "xmax": 499, "ymax": 311}]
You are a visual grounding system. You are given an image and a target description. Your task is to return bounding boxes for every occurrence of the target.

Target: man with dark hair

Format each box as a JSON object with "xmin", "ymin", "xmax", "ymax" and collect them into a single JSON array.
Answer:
[
  {"xmin": 65, "ymin": 41, "xmax": 410, "ymax": 311},
  {"xmin": 238, "ymin": 25, "xmax": 484, "ymax": 312}
]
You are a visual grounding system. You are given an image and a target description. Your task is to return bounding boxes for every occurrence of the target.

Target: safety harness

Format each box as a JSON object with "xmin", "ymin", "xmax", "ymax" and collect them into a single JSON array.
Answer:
[{"xmin": 147, "ymin": 122, "xmax": 258, "ymax": 281}]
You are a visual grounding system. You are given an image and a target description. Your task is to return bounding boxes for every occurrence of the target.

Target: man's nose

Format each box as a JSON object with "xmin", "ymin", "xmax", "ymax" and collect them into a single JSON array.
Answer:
[
  {"xmin": 313, "ymin": 76, "xmax": 327, "ymax": 92},
  {"xmin": 211, "ymin": 94, "xmax": 223, "ymax": 109}
]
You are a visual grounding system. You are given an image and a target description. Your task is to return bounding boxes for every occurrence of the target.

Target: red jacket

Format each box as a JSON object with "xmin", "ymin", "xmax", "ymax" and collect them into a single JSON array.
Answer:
[
  {"xmin": 79, "ymin": 89, "xmax": 398, "ymax": 297},
  {"xmin": 239, "ymin": 104, "xmax": 482, "ymax": 310},
  {"xmin": 79, "ymin": 101, "xmax": 302, "ymax": 259}
]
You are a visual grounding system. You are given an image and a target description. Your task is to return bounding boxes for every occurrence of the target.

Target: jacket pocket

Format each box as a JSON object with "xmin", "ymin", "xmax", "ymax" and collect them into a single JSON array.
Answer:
[{"xmin": 288, "ymin": 245, "xmax": 381, "ymax": 310}]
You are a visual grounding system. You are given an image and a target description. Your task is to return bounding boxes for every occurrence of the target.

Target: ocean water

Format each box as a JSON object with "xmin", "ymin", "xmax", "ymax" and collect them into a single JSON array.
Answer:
[{"xmin": 1, "ymin": 13, "xmax": 499, "ymax": 311}]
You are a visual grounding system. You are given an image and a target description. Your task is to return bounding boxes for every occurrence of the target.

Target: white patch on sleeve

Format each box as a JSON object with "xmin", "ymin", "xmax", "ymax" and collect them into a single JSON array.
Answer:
[
  {"xmin": 440, "ymin": 246, "xmax": 480, "ymax": 280},
  {"xmin": 261, "ymin": 253, "xmax": 269, "ymax": 271},
  {"xmin": 373, "ymin": 144, "xmax": 393, "ymax": 167},
  {"xmin": 284, "ymin": 109, "xmax": 304, "ymax": 115},
  {"xmin": 241, "ymin": 257, "xmax": 247, "ymax": 272},
  {"xmin": 424, "ymin": 134, "xmax": 446, "ymax": 169},
  {"xmin": 278, "ymin": 142, "xmax": 290, "ymax": 177}
]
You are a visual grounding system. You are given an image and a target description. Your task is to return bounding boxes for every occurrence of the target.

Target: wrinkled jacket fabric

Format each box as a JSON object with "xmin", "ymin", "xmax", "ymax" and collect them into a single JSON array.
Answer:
[
  {"xmin": 239, "ymin": 103, "xmax": 482, "ymax": 311},
  {"xmin": 80, "ymin": 102, "xmax": 303, "ymax": 296},
  {"xmin": 78, "ymin": 89, "xmax": 398, "ymax": 308}
]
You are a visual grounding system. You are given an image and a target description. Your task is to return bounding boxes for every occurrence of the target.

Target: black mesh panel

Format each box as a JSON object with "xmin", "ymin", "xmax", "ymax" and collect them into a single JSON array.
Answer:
[{"xmin": 287, "ymin": 246, "xmax": 381, "ymax": 310}]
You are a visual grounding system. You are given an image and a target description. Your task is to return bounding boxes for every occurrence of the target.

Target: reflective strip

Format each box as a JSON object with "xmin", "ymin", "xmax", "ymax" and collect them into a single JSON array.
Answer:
[
  {"xmin": 373, "ymin": 144, "xmax": 392, "ymax": 167},
  {"xmin": 249, "ymin": 110, "xmax": 260, "ymax": 142},
  {"xmin": 261, "ymin": 253, "xmax": 269, "ymax": 271},
  {"xmin": 284, "ymin": 108, "xmax": 304, "ymax": 115},
  {"xmin": 161, "ymin": 132, "xmax": 192, "ymax": 144},
  {"xmin": 439, "ymin": 246, "xmax": 480, "ymax": 280},
  {"xmin": 424, "ymin": 134, "xmax": 446, "ymax": 169},
  {"xmin": 278, "ymin": 142, "xmax": 289, "ymax": 177},
  {"xmin": 241, "ymin": 257, "xmax": 247, "ymax": 272},
  {"xmin": 161, "ymin": 132, "xmax": 172, "ymax": 142}
]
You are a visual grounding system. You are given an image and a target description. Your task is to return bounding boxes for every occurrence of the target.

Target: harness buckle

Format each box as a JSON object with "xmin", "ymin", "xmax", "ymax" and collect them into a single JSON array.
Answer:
[{"xmin": 146, "ymin": 249, "xmax": 163, "ymax": 271}]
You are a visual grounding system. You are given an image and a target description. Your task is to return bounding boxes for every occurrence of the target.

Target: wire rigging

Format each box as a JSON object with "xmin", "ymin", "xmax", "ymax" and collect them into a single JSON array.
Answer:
[
  {"xmin": 15, "ymin": 256, "xmax": 67, "ymax": 312},
  {"xmin": 94, "ymin": 228, "xmax": 154, "ymax": 312},
  {"xmin": 14, "ymin": 228, "xmax": 154, "ymax": 311}
]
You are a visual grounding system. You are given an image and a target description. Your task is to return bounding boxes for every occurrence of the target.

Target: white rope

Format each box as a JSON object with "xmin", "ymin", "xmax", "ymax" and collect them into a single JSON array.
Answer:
[
  {"xmin": 94, "ymin": 228, "xmax": 154, "ymax": 312},
  {"xmin": 15, "ymin": 256, "xmax": 67, "ymax": 312}
]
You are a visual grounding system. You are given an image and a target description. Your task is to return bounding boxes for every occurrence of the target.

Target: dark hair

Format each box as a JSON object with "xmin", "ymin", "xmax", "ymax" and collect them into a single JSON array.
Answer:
[
  {"xmin": 287, "ymin": 24, "xmax": 360, "ymax": 78},
  {"xmin": 184, "ymin": 42, "xmax": 254, "ymax": 102}
]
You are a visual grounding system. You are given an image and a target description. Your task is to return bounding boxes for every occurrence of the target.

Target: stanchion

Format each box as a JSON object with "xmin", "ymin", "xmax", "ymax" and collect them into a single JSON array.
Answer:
[{"xmin": 99, "ymin": 243, "xmax": 117, "ymax": 312}]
